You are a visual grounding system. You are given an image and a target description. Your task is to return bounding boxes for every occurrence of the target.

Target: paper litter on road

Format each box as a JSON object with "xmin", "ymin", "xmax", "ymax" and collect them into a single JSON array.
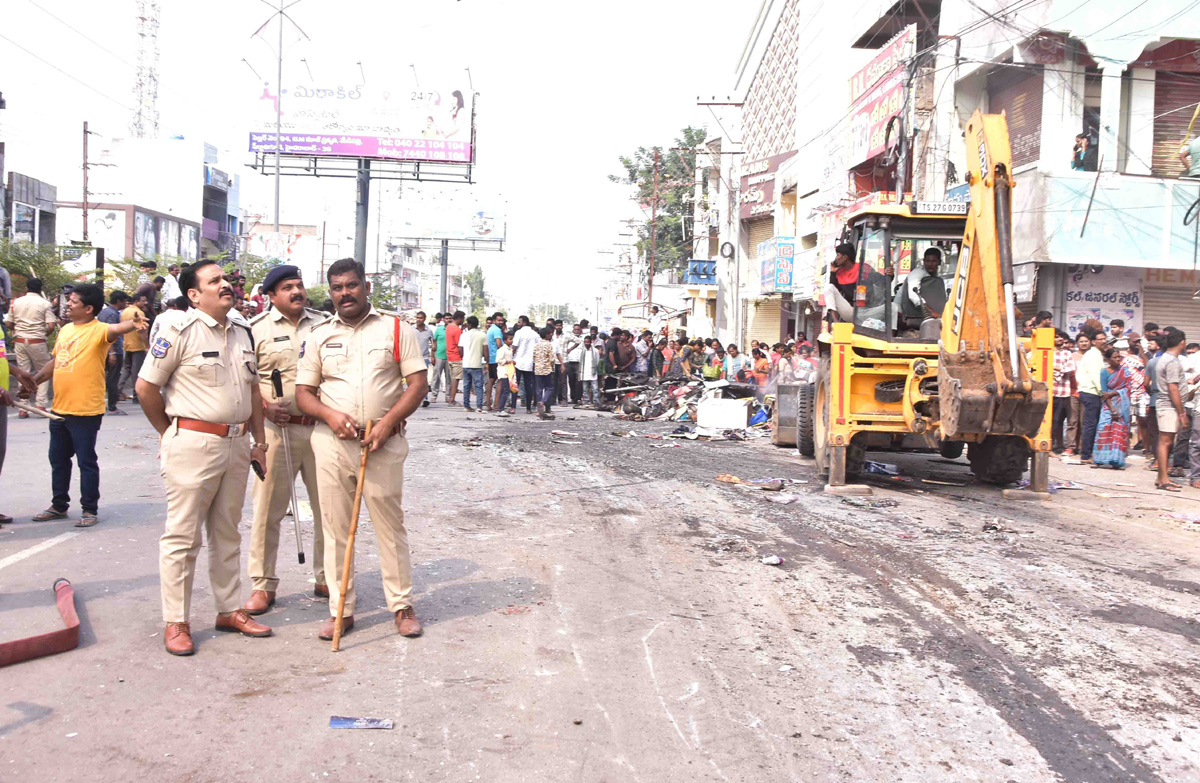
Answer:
[
  {"xmin": 329, "ymin": 716, "xmax": 393, "ymax": 729},
  {"xmin": 761, "ymin": 555, "xmax": 783, "ymax": 565},
  {"xmin": 551, "ymin": 439, "xmax": 583, "ymax": 444},
  {"xmin": 550, "ymin": 430, "xmax": 580, "ymax": 436},
  {"xmin": 1089, "ymin": 492, "xmax": 1136, "ymax": 499}
]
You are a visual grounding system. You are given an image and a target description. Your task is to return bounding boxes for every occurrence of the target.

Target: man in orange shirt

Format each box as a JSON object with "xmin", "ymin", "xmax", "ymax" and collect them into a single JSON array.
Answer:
[
  {"xmin": 29, "ymin": 283, "xmax": 147, "ymax": 527},
  {"xmin": 444, "ymin": 310, "xmax": 464, "ymax": 406}
]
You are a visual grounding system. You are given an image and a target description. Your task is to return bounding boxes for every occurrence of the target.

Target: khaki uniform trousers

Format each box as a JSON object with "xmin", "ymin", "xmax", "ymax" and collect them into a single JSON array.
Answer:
[
  {"xmin": 248, "ymin": 421, "xmax": 325, "ymax": 591},
  {"xmin": 159, "ymin": 425, "xmax": 251, "ymax": 623},
  {"xmin": 15, "ymin": 340, "xmax": 52, "ymax": 409},
  {"xmin": 312, "ymin": 425, "xmax": 412, "ymax": 618}
]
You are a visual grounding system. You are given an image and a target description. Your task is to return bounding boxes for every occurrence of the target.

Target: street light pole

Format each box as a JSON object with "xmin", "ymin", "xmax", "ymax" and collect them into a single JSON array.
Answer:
[{"xmin": 273, "ymin": 0, "xmax": 283, "ymax": 232}]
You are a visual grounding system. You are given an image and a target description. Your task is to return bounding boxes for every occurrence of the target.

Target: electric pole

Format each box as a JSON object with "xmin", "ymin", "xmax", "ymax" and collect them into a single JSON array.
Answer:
[
  {"xmin": 274, "ymin": 0, "xmax": 283, "ymax": 232},
  {"xmin": 82, "ymin": 121, "xmax": 90, "ymax": 242},
  {"xmin": 252, "ymin": 0, "xmax": 307, "ymax": 232},
  {"xmin": 649, "ymin": 148, "xmax": 659, "ymax": 304}
]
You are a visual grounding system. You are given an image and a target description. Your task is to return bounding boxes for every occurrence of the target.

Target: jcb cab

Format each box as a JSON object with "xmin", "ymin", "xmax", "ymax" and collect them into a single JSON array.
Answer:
[{"xmin": 798, "ymin": 110, "xmax": 1053, "ymax": 492}]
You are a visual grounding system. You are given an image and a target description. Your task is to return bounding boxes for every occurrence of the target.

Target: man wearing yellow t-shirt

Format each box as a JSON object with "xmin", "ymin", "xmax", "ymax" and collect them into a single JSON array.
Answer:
[
  {"xmin": 28, "ymin": 283, "xmax": 147, "ymax": 527},
  {"xmin": 119, "ymin": 292, "xmax": 151, "ymax": 403}
]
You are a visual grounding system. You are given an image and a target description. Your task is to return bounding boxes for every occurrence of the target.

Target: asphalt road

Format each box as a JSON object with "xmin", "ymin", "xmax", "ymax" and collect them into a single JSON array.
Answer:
[{"xmin": 2, "ymin": 399, "xmax": 1198, "ymax": 782}]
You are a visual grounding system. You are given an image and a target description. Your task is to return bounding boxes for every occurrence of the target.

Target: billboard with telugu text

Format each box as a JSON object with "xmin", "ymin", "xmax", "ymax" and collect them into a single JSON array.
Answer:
[
  {"xmin": 759, "ymin": 237, "xmax": 795, "ymax": 296},
  {"xmin": 248, "ymin": 65, "xmax": 473, "ymax": 164},
  {"xmin": 846, "ymin": 25, "xmax": 915, "ymax": 168}
]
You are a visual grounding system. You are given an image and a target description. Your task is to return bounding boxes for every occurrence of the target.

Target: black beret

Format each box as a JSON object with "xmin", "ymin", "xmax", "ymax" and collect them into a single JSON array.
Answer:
[{"xmin": 261, "ymin": 265, "xmax": 302, "ymax": 294}]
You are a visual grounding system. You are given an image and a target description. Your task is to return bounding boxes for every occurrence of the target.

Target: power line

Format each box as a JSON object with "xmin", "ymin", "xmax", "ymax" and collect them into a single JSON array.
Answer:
[
  {"xmin": 0, "ymin": 31, "xmax": 132, "ymax": 110},
  {"xmin": 22, "ymin": 0, "xmax": 136, "ymax": 69}
]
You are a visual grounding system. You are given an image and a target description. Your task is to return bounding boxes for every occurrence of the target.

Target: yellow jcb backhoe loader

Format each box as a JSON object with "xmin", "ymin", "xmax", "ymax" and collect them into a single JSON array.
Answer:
[{"xmin": 797, "ymin": 109, "xmax": 1053, "ymax": 493}]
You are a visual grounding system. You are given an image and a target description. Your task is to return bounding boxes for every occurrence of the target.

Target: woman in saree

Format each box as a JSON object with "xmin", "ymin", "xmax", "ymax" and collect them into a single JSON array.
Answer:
[{"xmin": 1092, "ymin": 348, "xmax": 1132, "ymax": 469}]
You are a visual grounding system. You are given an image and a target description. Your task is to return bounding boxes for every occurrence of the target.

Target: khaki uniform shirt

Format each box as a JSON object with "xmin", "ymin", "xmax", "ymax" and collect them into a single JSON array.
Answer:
[
  {"xmin": 296, "ymin": 307, "xmax": 426, "ymax": 427},
  {"xmin": 6, "ymin": 292, "xmax": 57, "ymax": 338},
  {"xmin": 250, "ymin": 306, "xmax": 328, "ymax": 415},
  {"xmin": 138, "ymin": 308, "xmax": 257, "ymax": 424}
]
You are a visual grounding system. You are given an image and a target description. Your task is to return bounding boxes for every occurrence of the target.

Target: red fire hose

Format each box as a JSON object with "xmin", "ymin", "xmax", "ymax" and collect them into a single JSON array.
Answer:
[{"xmin": 0, "ymin": 579, "xmax": 80, "ymax": 667}]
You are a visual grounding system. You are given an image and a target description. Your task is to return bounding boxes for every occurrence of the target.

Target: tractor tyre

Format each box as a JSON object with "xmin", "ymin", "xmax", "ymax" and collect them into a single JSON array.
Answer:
[{"xmin": 968, "ymin": 436, "xmax": 1030, "ymax": 485}]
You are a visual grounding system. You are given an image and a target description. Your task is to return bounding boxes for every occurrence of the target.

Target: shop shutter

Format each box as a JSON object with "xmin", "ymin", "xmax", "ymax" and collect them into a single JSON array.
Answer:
[
  {"xmin": 988, "ymin": 66, "xmax": 1044, "ymax": 168},
  {"xmin": 1144, "ymin": 283, "xmax": 1200, "ymax": 343},
  {"xmin": 747, "ymin": 297, "xmax": 784, "ymax": 348},
  {"xmin": 747, "ymin": 218, "xmax": 775, "ymax": 259},
  {"xmin": 1152, "ymin": 71, "xmax": 1200, "ymax": 177}
]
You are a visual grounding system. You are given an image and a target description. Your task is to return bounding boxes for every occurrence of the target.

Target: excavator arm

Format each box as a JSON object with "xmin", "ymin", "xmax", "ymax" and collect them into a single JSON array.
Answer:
[{"xmin": 939, "ymin": 110, "xmax": 1049, "ymax": 440}]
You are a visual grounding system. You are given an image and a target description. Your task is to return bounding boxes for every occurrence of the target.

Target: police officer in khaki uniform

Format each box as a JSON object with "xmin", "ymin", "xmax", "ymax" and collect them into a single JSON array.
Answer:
[
  {"xmin": 296, "ymin": 258, "xmax": 428, "ymax": 641},
  {"xmin": 244, "ymin": 265, "xmax": 329, "ymax": 614},
  {"xmin": 4, "ymin": 277, "xmax": 58, "ymax": 414},
  {"xmin": 136, "ymin": 259, "xmax": 274, "ymax": 656}
]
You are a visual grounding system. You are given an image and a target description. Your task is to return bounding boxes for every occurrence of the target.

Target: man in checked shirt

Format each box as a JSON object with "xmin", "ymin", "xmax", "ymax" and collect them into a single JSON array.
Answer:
[{"xmin": 1051, "ymin": 329, "xmax": 1076, "ymax": 454}]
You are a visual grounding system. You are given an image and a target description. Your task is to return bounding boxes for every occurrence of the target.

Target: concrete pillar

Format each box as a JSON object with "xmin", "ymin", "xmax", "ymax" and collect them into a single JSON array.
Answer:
[
  {"xmin": 1099, "ymin": 64, "xmax": 1124, "ymax": 172},
  {"xmin": 1127, "ymin": 67, "xmax": 1156, "ymax": 176}
]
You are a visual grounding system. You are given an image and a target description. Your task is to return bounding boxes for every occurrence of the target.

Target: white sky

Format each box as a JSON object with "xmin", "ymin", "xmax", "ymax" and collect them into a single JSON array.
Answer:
[{"xmin": 0, "ymin": 0, "xmax": 760, "ymax": 314}]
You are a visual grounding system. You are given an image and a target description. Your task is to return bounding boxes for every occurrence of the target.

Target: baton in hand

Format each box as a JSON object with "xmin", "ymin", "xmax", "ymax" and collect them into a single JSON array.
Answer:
[{"xmin": 271, "ymin": 369, "xmax": 306, "ymax": 565}]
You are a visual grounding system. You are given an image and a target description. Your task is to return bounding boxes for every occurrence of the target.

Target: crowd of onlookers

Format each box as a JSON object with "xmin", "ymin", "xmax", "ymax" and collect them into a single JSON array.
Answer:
[
  {"xmin": 406, "ymin": 307, "xmax": 825, "ymax": 420},
  {"xmin": 1050, "ymin": 316, "xmax": 1199, "ymax": 491}
]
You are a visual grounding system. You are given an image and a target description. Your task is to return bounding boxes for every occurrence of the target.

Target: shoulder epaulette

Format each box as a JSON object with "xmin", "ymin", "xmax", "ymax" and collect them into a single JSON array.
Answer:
[
  {"xmin": 305, "ymin": 307, "xmax": 330, "ymax": 321},
  {"xmin": 171, "ymin": 310, "xmax": 202, "ymax": 334},
  {"xmin": 309, "ymin": 318, "xmax": 334, "ymax": 331},
  {"xmin": 248, "ymin": 310, "xmax": 270, "ymax": 325}
]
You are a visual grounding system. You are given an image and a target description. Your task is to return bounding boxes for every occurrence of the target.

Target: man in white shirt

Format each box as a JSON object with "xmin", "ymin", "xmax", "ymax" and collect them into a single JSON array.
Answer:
[
  {"xmin": 512, "ymin": 316, "xmax": 541, "ymax": 414},
  {"xmin": 648, "ymin": 306, "xmax": 664, "ymax": 340},
  {"xmin": 563, "ymin": 323, "xmax": 584, "ymax": 403},
  {"xmin": 1076, "ymin": 328, "xmax": 1106, "ymax": 462},
  {"xmin": 894, "ymin": 247, "xmax": 950, "ymax": 330},
  {"xmin": 161, "ymin": 263, "xmax": 182, "ymax": 303},
  {"xmin": 579, "ymin": 335, "xmax": 601, "ymax": 405},
  {"xmin": 551, "ymin": 321, "xmax": 568, "ymax": 404}
]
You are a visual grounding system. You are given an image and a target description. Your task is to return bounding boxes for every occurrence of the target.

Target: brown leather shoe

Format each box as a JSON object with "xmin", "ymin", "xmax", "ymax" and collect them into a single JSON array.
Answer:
[
  {"xmin": 243, "ymin": 590, "xmax": 276, "ymax": 615},
  {"xmin": 314, "ymin": 583, "xmax": 330, "ymax": 599},
  {"xmin": 318, "ymin": 615, "xmax": 353, "ymax": 640},
  {"xmin": 164, "ymin": 622, "xmax": 194, "ymax": 656},
  {"xmin": 395, "ymin": 606, "xmax": 422, "ymax": 637},
  {"xmin": 215, "ymin": 609, "xmax": 273, "ymax": 637}
]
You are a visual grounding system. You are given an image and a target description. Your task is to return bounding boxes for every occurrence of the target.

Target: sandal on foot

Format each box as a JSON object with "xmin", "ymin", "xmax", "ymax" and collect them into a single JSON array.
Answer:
[
  {"xmin": 1156, "ymin": 482, "xmax": 1183, "ymax": 492},
  {"xmin": 32, "ymin": 508, "xmax": 69, "ymax": 522},
  {"xmin": 75, "ymin": 512, "xmax": 99, "ymax": 528}
]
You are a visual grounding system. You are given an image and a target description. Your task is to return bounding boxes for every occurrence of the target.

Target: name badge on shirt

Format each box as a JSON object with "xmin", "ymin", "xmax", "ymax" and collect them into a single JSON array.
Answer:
[
  {"xmin": 202, "ymin": 351, "xmax": 219, "ymax": 358},
  {"xmin": 273, "ymin": 336, "xmax": 290, "ymax": 342}
]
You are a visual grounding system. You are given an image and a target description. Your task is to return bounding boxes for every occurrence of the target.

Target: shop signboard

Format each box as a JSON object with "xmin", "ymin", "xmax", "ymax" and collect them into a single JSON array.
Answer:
[
  {"xmin": 759, "ymin": 236, "xmax": 795, "ymax": 295},
  {"xmin": 846, "ymin": 24, "xmax": 915, "ymax": 168},
  {"xmin": 248, "ymin": 63, "xmax": 473, "ymax": 164},
  {"xmin": 739, "ymin": 151, "xmax": 796, "ymax": 220},
  {"xmin": 1063, "ymin": 264, "xmax": 1141, "ymax": 336}
]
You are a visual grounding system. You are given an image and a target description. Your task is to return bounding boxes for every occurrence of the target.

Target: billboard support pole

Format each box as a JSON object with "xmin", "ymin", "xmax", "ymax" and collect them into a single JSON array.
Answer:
[
  {"xmin": 273, "ymin": 0, "xmax": 283, "ymax": 232},
  {"xmin": 354, "ymin": 159, "xmax": 370, "ymax": 265},
  {"xmin": 439, "ymin": 239, "xmax": 449, "ymax": 313}
]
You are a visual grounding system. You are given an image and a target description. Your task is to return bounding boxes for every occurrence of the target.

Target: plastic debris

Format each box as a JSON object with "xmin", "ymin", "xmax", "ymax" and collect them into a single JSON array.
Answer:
[
  {"xmin": 330, "ymin": 716, "xmax": 394, "ymax": 729},
  {"xmin": 761, "ymin": 555, "xmax": 784, "ymax": 566},
  {"xmin": 863, "ymin": 460, "xmax": 899, "ymax": 475},
  {"xmin": 551, "ymin": 439, "xmax": 583, "ymax": 445},
  {"xmin": 550, "ymin": 430, "xmax": 580, "ymax": 437}
]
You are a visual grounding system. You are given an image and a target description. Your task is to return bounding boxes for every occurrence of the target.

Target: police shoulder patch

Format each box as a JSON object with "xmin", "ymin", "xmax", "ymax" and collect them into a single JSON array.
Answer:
[
  {"xmin": 299, "ymin": 340, "xmax": 306, "ymax": 358},
  {"xmin": 151, "ymin": 336, "xmax": 171, "ymax": 359}
]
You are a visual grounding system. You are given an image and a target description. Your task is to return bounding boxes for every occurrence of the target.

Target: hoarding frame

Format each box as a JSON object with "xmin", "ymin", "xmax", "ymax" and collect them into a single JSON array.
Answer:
[{"xmin": 249, "ymin": 86, "xmax": 478, "ymax": 183}]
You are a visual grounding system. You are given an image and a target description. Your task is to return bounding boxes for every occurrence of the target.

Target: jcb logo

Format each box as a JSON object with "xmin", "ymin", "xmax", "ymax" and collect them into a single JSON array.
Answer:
[{"xmin": 951, "ymin": 242, "xmax": 971, "ymax": 336}]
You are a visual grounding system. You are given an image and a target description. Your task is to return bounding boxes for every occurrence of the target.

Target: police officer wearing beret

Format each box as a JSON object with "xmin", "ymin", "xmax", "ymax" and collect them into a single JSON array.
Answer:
[
  {"xmin": 244, "ymin": 265, "xmax": 330, "ymax": 615},
  {"xmin": 295, "ymin": 258, "xmax": 429, "ymax": 641},
  {"xmin": 136, "ymin": 260, "xmax": 273, "ymax": 656}
]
